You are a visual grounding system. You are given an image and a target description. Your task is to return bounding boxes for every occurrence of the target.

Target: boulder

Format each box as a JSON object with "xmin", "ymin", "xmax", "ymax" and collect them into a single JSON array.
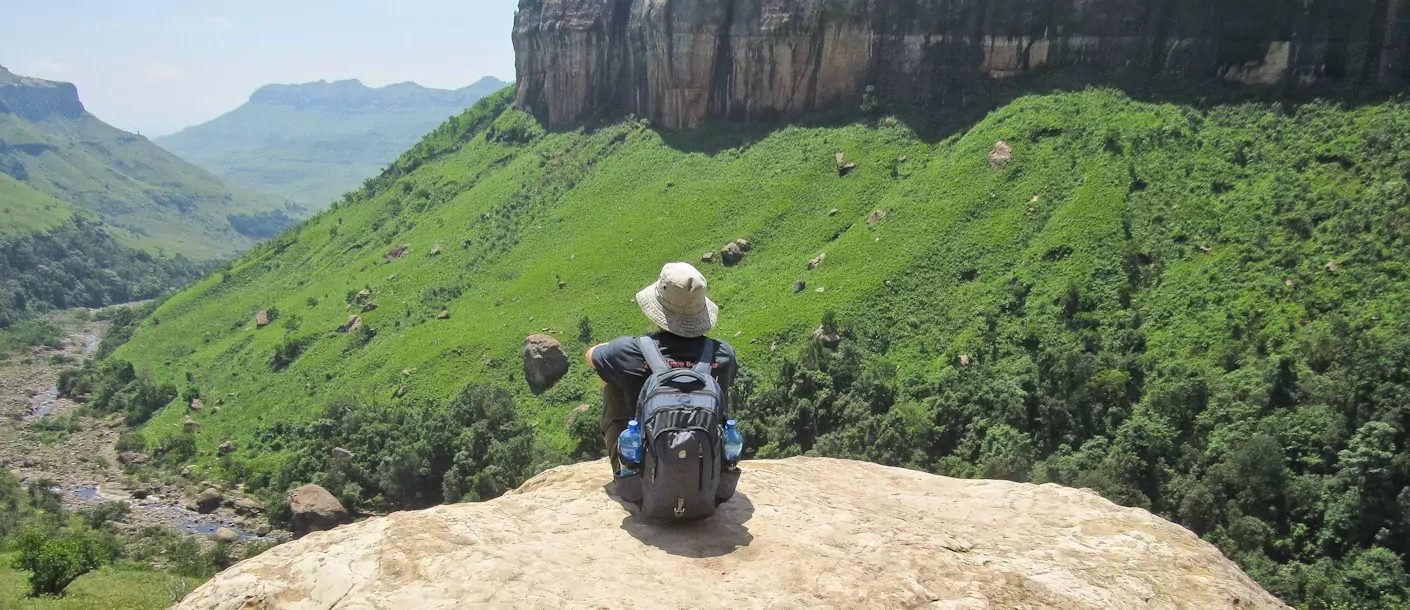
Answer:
[
  {"xmin": 523, "ymin": 334, "xmax": 569, "ymax": 392},
  {"xmin": 385, "ymin": 244, "xmax": 410, "ymax": 261},
  {"xmin": 734, "ymin": 238, "xmax": 751, "ymax": 252},
  {"xmin": 793, "ymin": 280, "xmax": 806, "ymax": 294},
  {"xmin": 234, "ymin": 497, "xmax": 265, "ymax": 516},
  {"xmin": 807, "ymin": 253, "xmax": 826, "ymax": 270},
  {"xmin": 184, "ymin": 416, "xmax": 201, "ymax": 434},
  {"xmin": 394, "ymin": 385, "xmax": 408, "ymax": 398},
  {"xmin": 117, "ymin": 452, "xmax": 148, "ymax": 466},
  {"xmin": 437, "ymin": 310, "xmax": 450, "ymax": 320},
  {"xmin": 866, "ymin": 209, "xmax": 887, "ymax": 225},
  {"xmin": 341, "ymin": 315, "xmax": 363, "ymax": 333},
  {"xmin": 811, "ymin": 325, "xmax": 841, "ymax": 349},
  {"xmin": 827, "ymin": 208, "xmax": 838, "ymax": 216},
  {"xmin": 700, "ymin": 251, "xmax": 714, "ymax": 263},
  {"xmin": 188, "ymin": 398, "xmax": 204, "ymax": 412},
  {"xmin": 218, "ymin": 441, "xmax": 236, "ymax": 455},
  {"xmin": 362, "ymin": 303, "xmax": 379, "ymax": 312},
  {"xmin": 430, "ymin": 243, "xmax": 443, "ymax": 256},
  {"xmin": 288, "ymin": 483, "xmax": 349, "ymax": 537},
  {"xmin": 989, "ymin": 140, "xmax": 1013, "ymax": 169},
  {"xmin": 196, "ymin": 488, "xmax": 223, "ymax": 514},
  {"xmin": 173, "ymin": 458, "xmax": 1286, "ymax": 610},
  {"xmin": 332, "ymin": 447, "xmax": 354, "ymax": 461},
  {"xmin": 355, "ymin": 288, "xmax": 372, "ymax": 303},
  {"xmin": 255, "ymin": 310, "xmax": 270, "ymax": 327},
  {"xmin": 215, "ymin": 527, "xmax": 240, "ymax": 544},
  {"xmin": 254, "ymin": 523, "xmax": 273, "ymax": 537},
  {"xmin": 837, "ymin": 161, "xmax": 857, "ymax": 177},
  {"xmin": 960, "ymin": 354, "xmax": 971, "ymax": 367},
  {"xmin": 720, "ymin": 242, "xmax": 744, "ymax": 266}
]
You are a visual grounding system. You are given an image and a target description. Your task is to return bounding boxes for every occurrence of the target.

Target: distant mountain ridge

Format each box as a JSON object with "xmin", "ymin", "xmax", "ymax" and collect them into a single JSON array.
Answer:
[
  {"xmin": 0, "ymin": 65, "xmax": 297, "ymax": 260},
  {"xmin": 157, "ymin": 76, "xmax": 509, "ymax": 208}
]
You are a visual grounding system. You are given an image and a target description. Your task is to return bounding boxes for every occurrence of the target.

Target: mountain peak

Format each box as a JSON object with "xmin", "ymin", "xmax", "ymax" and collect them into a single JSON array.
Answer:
[{"xmin": 246, "ymin": 77, "xmax": 506, "ymax": 110}]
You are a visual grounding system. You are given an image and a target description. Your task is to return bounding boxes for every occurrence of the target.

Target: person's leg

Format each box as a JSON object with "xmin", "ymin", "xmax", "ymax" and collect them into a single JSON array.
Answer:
[{"xmin": 600, "ymin": 383, "xmax": 632, "ymax": 472}]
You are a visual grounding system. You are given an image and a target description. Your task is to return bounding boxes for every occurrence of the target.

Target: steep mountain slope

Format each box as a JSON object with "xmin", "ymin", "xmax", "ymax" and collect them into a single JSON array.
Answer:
[
  {"xmin": 0, "ymin": 171, "xmax": 75, "ymax": 237},
  {"xmin": 0, "ymin": 66, "xmax": 298, "ymax": 259},
  {"xmin": 157, "ymin": 77, "xmax": 508, "ymax": 208},
  {"xmin": 110, "ymin": 87, "xmax": 1410, "ymax": 607}
]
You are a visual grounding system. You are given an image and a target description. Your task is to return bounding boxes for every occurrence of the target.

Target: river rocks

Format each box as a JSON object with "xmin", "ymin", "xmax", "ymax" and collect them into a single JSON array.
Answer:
[
  {"xmin": 385, "ymin": 244, "xmax": 410, "ymax": 261},
  {"xmin": 234, "ymin": 497, "xmax": 265, "ymax": 516},
  {"xmin": 289, "ymin": 483, "xmax": 349, "ymax": 537},
  {"xmin": 811, "ymin": 325, "xmax": 841, "ymax": 349},
  {"xmin": 196, "ymin": 488, "xmax": 223, "ymax": 514},
  {"xmin": 218, "ymin": 441, "xmax": 236, "ymax": 456},
  {"xmin": 523, "ymin": 334, "xmax": 569, "ymax": 393},
  {"xmin": 215, "ymin": 527, "xmax": 240, "ymax": 544},
  {"xmin": 720, "ymin": 242, "xmax": 744, "ymax": 266},
  {"xmin": 255, "ymin": 310, "xmax": 270, "ymax": 327},
  {"xmin": 118, "ymin": 452, "xmax": 148, "ymax": 466},
  {"xmin": 989, "ymin": 141, "xmax": 1013, "ymax": 169}
]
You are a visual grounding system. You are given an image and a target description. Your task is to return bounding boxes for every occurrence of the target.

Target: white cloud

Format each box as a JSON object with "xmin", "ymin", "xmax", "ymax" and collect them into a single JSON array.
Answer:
[{"xmin": 144, "ymin": 62, "xmax": 186, "ymax": 82}]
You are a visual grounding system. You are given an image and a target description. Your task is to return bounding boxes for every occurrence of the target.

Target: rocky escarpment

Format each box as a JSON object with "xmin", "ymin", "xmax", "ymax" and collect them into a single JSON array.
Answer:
[
  {"xmin": 514, "ymin": 0, "xmax": 1410, "ymax": 129},
  {"xmin": 0, "ymin": 65, "xmax": 85, "ymax": 121},
  {"xmin": 175, "ymin": 457, "xmax": 1286, "ymax": 609}
]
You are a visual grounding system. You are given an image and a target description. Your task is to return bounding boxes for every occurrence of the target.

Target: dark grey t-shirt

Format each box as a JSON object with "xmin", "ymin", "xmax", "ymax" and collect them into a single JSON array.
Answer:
[{"xmin": 591, "ymin": 332, "xmax": 738, "ymax": 417}]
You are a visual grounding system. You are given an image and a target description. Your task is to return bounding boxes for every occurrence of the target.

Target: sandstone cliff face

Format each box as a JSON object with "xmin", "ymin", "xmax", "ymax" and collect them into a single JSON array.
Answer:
[
  {"xmin": 175, "ymin": 457, "xmax": 1286, "ymax": 609},
  {"xmin": 0, "ymin": 66, "xmax": 85, "ymax": 122},
  {"xmin": 514, "ymin": 0, "xmax": 1410, "ymax": 129}
]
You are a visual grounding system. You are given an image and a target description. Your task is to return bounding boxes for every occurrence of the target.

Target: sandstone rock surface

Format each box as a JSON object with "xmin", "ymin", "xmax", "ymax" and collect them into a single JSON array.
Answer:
[{"xmin": 174, "ymin": 457, "xmax": 1286, "ymax": 610}]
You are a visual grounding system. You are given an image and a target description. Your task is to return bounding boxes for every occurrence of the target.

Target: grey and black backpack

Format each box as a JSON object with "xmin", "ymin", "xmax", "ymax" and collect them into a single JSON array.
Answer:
[{"xmin": 614, "ymin": 336, "xmax": 739, "ymax": 520}]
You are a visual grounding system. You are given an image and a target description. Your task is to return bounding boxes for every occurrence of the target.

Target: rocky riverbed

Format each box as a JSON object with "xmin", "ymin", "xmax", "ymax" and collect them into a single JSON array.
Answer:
[{"xmin": 0, "ymin": 307, "xmax": 280, "ymax": 546}]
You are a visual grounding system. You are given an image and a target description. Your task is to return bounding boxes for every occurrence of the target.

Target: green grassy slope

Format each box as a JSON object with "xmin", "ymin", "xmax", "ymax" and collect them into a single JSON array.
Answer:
[
  {"xmin": 0, "ymin": 67, "xmax": 299, "ymax": 260},
  {"xmin": 0, "ymin": 172, "xmax": 75, "ymax": 236},
  {"xmin": 156, "ymin": 78, "xmax": 508, "ymax": 208},
  {"xmin": 113, "ymin": 88, "xmax": 1410, "ymax": 606},
  {"xmin": 0, "ymin": 554, "xmax": 196, "ymax": 610}
]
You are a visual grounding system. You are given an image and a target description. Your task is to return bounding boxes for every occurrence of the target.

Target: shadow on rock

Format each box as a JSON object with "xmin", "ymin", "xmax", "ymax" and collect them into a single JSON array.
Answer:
[{"xmin": 604, "ymin": 482, "xmax": 755, "ymax": 558}]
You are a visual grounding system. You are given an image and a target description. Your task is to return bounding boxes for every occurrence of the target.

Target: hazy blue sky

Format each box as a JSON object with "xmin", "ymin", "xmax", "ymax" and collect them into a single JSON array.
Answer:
[{"xmin": 0, "ymin": 0, "xmax": 518, "ymax": 136}]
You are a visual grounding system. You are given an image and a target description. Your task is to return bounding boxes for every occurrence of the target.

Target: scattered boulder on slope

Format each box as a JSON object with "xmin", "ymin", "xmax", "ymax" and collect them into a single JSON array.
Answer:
[
  {"xmin": 234, "ymin": 497, "xmax": 265, "ymax": 516},
  {"xmin": 720, "ymin": 242, "xmax": 744, "ymax": 266},
  {"xmin": 385, "ymin": 244, "xmax": 410, "ymax": 260},
  {"xmin": 188, "ymin": 398, "xmax": 204, "ymax": 412},
  {"xmin": 255, "ymin": 310, "xmax": 270, "ymax": 327},
  {"xmin": 340, "ymin": 316, "xmax": 363, "ymax": 333},
  {"xmin": 117, "ymin": 452, "xmax": 148, "ymax": 466},
  {"xmin": 218, "ymin": 441, "xmax": 236, "ymax": 455},
  {"xmin": 811, "ymin": 325, "xmax": 841, "ymax": 349},
  {"xmin": 866, "ymin": 209, "xmax": 887, "ymax": 224},
  {"xmin": 523, "ymin": 334, "xmax": 569, "ymax": 392},
  {"xmin": 807, "ymin": 253, "xmax": 826, "ymax": 270},
  {"xmin": 289, "ymin": 483, "xmax": 349, "ymax": 538},
  {"xmin": 183, "ymin": 416, "xmax": 201, "ymax": 434},
  {"xmin": 173, "ymin": 458, "xmax": 1286, "ymax": 610},
  {"xmin": 700, "ymin": 251, "xmax": 714, "ymax": 263},
  {"xmin": 989, "ymin": 140, "xmax": 1013, "ymax": 169}
]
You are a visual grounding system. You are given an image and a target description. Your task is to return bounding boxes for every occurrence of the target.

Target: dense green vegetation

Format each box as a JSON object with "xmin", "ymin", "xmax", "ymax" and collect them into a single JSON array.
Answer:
[
  {"xmin": 0, "ymin": 66, "xmax": 298, "ymax": 259},
  {"xmin": 109, "ymin": 85, "xmax": 1410, "ymax": 607},
  {"xmin": 156, "ymin": 77, "xmax": 507, "ymax": 208}
]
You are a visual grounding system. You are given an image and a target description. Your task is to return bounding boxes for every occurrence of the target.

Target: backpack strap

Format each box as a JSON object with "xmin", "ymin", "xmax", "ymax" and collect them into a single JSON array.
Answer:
[
  {"xmin": 693, "ymin": 339, "xmax": 714, "ymax": 376},
  {"xmin": 637, "ymin": 336, "xmax": 671, "ymax": 375}
]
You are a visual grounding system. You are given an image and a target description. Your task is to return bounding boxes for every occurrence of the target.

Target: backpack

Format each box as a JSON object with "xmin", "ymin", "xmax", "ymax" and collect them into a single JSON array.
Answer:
[{"xmin": 615, "ymin": 335, "xmax": 739, "ymax": 520}]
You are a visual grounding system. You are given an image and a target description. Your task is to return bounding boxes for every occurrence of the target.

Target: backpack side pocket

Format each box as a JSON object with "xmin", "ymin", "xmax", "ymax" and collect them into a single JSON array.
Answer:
[
  {"xmin": 614, "ymin": 471, "xmax": 643, "ymax": 506},
  {"xmin": 715, "ymin": 464, "xmax": 740, "ymax": 505}
]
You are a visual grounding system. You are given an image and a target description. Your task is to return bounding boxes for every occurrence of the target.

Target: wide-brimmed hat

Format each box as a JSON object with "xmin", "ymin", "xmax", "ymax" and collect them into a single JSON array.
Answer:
[{"xmin": 635, "ymin": 262, "xmax": 718, "ymax": 338}]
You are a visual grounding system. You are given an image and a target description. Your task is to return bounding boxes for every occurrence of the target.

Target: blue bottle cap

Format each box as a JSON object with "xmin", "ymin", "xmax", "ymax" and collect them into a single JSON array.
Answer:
[
  {"xmin": 628, "ymin": 419, "xmax": 639, "ymax": 428},
  {"xmin": 726, "ymin": 419, "xmax": 737, "ymax": 427}
]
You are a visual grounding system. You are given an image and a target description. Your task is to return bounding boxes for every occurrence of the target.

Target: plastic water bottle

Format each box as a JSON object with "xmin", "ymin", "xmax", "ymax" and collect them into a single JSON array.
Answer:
[
  {"xmin": 617, "ymin": 420, "xmax": 642, "ymax": 474},
  {"xmin": 724, "ymin": 419, "xmax": 744, "ymax": 462}
]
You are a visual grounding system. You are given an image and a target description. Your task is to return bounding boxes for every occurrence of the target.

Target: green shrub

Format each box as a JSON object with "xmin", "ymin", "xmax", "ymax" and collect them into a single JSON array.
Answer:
[{"xmin": 13, "ymin": 527, "xmax": 116, "ymax": 596}]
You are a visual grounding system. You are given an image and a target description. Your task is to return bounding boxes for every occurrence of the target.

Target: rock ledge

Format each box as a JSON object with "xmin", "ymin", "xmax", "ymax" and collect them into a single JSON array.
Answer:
[{"xmin": 174, "ymin": 457, "xmax": 1285, "ymax": 609}]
